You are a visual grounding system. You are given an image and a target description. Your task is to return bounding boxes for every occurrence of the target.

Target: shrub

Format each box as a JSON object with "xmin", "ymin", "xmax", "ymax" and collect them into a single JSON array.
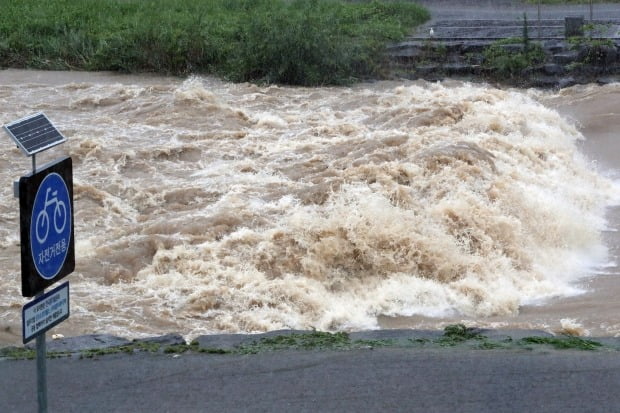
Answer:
[{"xmin": 483, "ymin": 40, "xmax": 545, "ymax": 78}]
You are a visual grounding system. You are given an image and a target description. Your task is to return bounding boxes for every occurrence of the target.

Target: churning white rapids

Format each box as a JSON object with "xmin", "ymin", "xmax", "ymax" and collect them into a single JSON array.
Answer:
[{"xmin": 0, "ymin": 70, "xmax": 619, "ymax": 344}]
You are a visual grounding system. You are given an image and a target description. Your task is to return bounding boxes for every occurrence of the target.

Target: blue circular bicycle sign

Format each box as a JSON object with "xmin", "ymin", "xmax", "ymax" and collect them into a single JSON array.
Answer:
[{"xmin": 30, "ymin": 172, "xmax": 72, "ymax": 279}]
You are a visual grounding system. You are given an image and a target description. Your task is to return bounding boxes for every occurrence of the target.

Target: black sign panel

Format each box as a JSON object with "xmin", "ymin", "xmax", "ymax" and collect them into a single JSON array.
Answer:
[{"xmin": 19, "ymin": 157, "xmax": 75, "ymax": 297}]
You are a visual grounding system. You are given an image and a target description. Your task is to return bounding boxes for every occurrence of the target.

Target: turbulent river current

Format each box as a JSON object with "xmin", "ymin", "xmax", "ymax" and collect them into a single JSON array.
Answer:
[{"xmin": 0, "ymin": 69, "xmax": 618, "ymax": 344}]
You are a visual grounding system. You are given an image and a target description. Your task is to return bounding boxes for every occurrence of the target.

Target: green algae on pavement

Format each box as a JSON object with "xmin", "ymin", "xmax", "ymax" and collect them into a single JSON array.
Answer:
[
  {"xmin": 0, "ymin": 325, "xmax": 615, "ymax": 361},
  {"xmin": 518, "ymin": 336, "xmax": 603, "ymax": 351}
]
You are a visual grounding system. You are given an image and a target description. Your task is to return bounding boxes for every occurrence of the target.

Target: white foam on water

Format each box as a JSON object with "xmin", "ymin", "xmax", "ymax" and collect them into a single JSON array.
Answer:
[{"xmin": 0, "ymin": 73, "xmax": 619, "ymax": 342}]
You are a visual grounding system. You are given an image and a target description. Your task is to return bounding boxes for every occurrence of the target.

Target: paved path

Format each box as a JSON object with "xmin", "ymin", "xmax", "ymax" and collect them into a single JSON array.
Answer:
[
  {"xmin": 416, "ymin": 0, "xmax": 620, "ymax": 22},
  {"xmin": 2, "ymin": 348, "xmax": 620, "ymax": 412}
]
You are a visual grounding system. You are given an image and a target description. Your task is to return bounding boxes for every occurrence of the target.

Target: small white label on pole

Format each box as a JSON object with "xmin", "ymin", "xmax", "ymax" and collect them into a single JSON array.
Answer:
[{"xmin": 22, "ymin": 282, "xmax": 70, "ymax": 344}]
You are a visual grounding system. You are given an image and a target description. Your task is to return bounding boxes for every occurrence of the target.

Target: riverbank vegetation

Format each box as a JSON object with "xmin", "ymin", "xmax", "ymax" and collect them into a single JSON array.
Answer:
[
  {"xmin": 483, "ymin": 38, "xmax": 545, "ymax": 78},
  {"xmin": 0, "ymin": 0, "xmax": 429, "ymax": 85}
]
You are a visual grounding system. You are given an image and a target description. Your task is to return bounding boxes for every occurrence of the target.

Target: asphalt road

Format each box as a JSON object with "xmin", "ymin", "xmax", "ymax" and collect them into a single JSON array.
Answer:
[
  {"xmin": 416, "ymin": 0, "xmax": 620, "ymax": 21},
  {"xmin": 2, "ymin": 348, "xmax": 620, "ymax": 412}
]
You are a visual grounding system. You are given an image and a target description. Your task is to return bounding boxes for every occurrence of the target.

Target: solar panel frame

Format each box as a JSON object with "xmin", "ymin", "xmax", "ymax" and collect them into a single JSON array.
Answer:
[{"xmin": 3, "ymin": 112, "xmax": 66, "ymax": 156}]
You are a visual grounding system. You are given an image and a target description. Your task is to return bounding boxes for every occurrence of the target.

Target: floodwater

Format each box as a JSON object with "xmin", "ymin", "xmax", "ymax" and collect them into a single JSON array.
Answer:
[{"xmin": 0, "ymin": 69, "xmax": 618, "ymax": 345}]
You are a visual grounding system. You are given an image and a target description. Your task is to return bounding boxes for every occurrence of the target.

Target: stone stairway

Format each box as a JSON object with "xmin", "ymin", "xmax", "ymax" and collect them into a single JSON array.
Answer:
[{"xmin": 386, "ymin": 18, "xmax": 620, "ymax": 87}]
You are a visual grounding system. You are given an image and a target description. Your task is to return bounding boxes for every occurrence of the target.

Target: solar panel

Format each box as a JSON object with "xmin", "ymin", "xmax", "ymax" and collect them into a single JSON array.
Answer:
[{"xmin": 3, "ymin": 112, "xmax": 66, "ymax": 156}]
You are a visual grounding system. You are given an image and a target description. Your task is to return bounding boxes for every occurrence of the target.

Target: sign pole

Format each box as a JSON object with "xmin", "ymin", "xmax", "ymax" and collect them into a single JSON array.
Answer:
[
  {"xmin": 35, "ymin": 291, "xmax": 47, "ymax": 413},
  {"xmin": 538, "ymin": 0, "xmax": 541, "ymax": 39},
  {"xmin": 32, "ymin": 153, "xmax": 47, "ymax": 413}
]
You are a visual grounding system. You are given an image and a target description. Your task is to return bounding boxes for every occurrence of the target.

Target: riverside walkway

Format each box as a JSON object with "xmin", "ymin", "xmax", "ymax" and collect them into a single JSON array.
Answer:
[
  {"xmin": 2, "ymin": 330, "xmax": 620, "ymax": 412},
  {"xmin": 415, "ymin": 0, "xmax": 620, "ymax": 28}
]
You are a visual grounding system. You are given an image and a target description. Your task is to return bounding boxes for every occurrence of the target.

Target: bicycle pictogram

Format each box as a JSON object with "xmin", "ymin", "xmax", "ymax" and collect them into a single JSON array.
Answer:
[
  {"xmin": 35, "ymin": 187, "xmax": 67, "ymax": 244},
  {"xmin": 29, "ymin": 170, "xmax": 72, "ymax": 281}
]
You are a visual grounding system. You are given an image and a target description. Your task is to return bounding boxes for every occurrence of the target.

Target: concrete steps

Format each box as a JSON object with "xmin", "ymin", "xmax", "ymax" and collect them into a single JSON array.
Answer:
[{"xmin": 386, "ymin": 18, "xmax": 620, "ymax": 87}]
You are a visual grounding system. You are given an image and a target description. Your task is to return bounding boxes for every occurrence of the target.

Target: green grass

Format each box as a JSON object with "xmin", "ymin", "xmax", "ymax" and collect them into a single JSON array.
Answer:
[
  {"xmin": 0, "ymin": 346, "xmax": 36, "ymax": 360},
  {"xmin": 80, "ymin": 340, "xmax": 164, "ymax": 358},
  {"xmin": 437, "ymin": 324, "xmax": 485, "ymax": 346},
  {"xmin": 0, "ymin": 0, "xmax": 430, "ymax": 85},
  {"xmin": 483, "ymin": 38, "xmax": 545, "ymax": 78}
]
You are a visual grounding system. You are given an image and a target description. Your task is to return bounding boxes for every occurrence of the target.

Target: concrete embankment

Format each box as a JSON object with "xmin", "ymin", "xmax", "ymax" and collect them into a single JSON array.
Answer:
[
  {"xmin": 387, "ymin": 0, "xmax": 620, "ymax": 87},
  {"xmin": 3, "ymin": 326, "xmax": 620, "ymax": 357}
]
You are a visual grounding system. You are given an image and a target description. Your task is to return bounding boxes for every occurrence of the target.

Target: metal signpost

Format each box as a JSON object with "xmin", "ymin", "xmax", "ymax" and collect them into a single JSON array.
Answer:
[
  {"xmin": 3, "ymin": 112, "xmax": 75, "ymax": 413},
  {"xmin": 538, "ymin": 0, "xmax": 541, "ymax": 39}
]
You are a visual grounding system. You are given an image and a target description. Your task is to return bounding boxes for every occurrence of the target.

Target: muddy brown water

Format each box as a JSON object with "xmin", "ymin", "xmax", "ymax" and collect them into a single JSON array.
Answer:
[{"xmin": 0, "ymin": 70, "xmax": 618, "ymax": 345}]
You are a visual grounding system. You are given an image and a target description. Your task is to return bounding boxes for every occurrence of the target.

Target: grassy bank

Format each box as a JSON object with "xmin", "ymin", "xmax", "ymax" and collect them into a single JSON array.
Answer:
[{"xmin": 0, "ymin": 0, "xmax": 429, "ymax": 85}]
